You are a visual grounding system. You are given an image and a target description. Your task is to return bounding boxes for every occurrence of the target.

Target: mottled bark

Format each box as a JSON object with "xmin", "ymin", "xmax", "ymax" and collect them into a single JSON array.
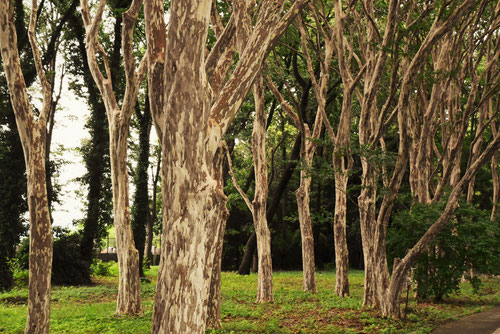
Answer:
[
  {"xmin": 252, "ymin": 75, "xmax": 274, "ymax": 302},
  {"xmin": 237, "ymin": 119, "xmax": 302, "ymax": 275},
  {"xmin": 333, "ymin": 171, "xmax": 349, "ymax": 296},
  {"xmin": 0, "ymin": 1, "xmax": 54, "ymax": 333},
  {"xmin": 80, "ymin": 0, "xmax": 146, "ymax": 315},
  {"xmin": 145, "ymin": 0, "xmax": 306, "ymax": 331},
  {"xmin": 145, "ymin": 152, "xmax": 161, "ymax": 265},
  {"xmin": 231, "ymin": 2, "xmax": 274, "ymax": 301},
  {"xmin": 372, "ymin": 0, "xmax": 493, "ymax": 317},
  {"xmin": 266, "ymin": 68, "xmax": 318, "ymax": 293},
  {"xmin": 295, "ymin": 167, "xmax": 317, "ymax": 292},
  {"xmin": 206, "ymin": 147, "xmax": 230, "ymax": 329}
]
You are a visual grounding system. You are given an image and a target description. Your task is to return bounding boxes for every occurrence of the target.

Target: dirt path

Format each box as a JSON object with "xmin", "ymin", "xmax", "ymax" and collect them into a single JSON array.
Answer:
[{"xmin": 431, "ymin": 306, "xmax": 500, "ymax": 334}]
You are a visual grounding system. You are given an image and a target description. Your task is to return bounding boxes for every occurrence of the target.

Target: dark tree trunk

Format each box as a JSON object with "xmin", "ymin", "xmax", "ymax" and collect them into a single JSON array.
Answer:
[{"xmin": 132, "ymin": 100, "xmax": 152, "ymax": 277}]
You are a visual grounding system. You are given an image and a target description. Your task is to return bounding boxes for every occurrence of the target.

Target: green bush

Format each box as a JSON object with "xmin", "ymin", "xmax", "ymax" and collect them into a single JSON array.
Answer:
[
  {"xmin": 7, "ymin": 258, "xmax": 28, "ymax": 287},
  {"xmin": 90, "ymin": 259, "xmax": 112, "ymax": 277},
  {"xmin": 16, "ymin": 228, "xmax": 91, "ymax": 286},
  {"xmin": 388, "ymin": 201, "xmax": 500, "ymax": 301}
]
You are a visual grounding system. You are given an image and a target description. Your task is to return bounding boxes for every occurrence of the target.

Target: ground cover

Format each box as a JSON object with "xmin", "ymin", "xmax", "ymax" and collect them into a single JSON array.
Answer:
[{"xmin": 0, "ymin": 265, "xmax": 498, "ymax": 333}]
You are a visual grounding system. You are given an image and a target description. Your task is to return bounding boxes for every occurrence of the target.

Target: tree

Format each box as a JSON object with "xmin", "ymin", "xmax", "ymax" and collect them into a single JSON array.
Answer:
[
  {"xmin": 80, "ymin": 0, "xmax": 146, "ymax": 315},
  {"xmin": 144, "ymin": 0, "xmax": 308, "ymax": 331},
  {"xmin": 0, "ymin": 0, "xmax": 76, "ymax": 292},
  {"xmin": 0, "ymin": 0, "xmax": 55, "ymax": 332},
  {"xmin": 341, "ymin": 0, "xmax": 500, "ymax": 317},
  {"xmin": 64, "ymin": 5, "xmax": 113, "ymax": 277},
  {"xmin": 131, "ymin": 98, "xmax": 152, "ymax": 277}
]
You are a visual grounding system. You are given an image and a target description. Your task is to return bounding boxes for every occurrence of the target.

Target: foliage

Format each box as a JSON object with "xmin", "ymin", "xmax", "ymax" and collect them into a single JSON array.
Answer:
[
  {"xmin": 90, "ymin": 259, "xmax": 112, "ymax": 277},
  {"xmin": 388, "ymin": 201, "xmax": 500, "ymax": 301},
  {"xmin": 7, "ymin": 258, "xmax": 29, "ymax": 288},
  {"xmin": 17, "ymin": 228, "xmax": 91, "ymax": 286}
]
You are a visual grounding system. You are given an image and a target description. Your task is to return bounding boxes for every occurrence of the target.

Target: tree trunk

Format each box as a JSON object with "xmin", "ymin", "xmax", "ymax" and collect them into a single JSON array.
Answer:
[
  {"xmin": 206, "ymin": 147, "xmax": 229, "ymax": 329},
  {"xmin": 358, "ymin": 165, "xmax": 378, "ymax": 307},
  {"xmin": 24, "ymin": 136, "xmax": 53, "ymax": 334},
  {"xmin": 150, "ymin": 1, "xmax": 227, "ymax": 330},
  {"xmin": 152, "ymin": 144, "xmax": 228, "ymax": 332},
  {"xmin": 492, "ymin": 152, "xmax": 499, "ymax": 221},
  {"xmin": 333, "ymin": 169, "xmax": 349, "ymax": 297},
  {"xmin": 237, "ymin": 134, "xmax": 301, "ymax": 275},
  {"xmin": 254, "ymin": 208, "xmax": 273, "ymax": 302},
  {"xmin": 132, "ymin": 102, "xmax": 152, "ymax": 276},
  {"xmin": 1, "ymin": 2, "xmax": 55, "ymax": 332},
  {"xmin": 251, "ymin": 75, "xmax": 274, "ymax": 302},
  {"xmin": 238, "ymin": 233, "xmax": 256, "ymax": 275},
  {"xmin": 69, "ymin": 13, "xmax": 111, "ymax": 273},
  {"xmin": 80, "ymin": 0, "xmax": 145, "ymax": 315},
  {"xmin": 145, "ymin": 153, "xmax": 160, "ymax": 265},
  {"xmin": 147, "ymin": 0, "xmax": 306, "ymax": 330},
  {"xmin": 295, "ymin": 171, "xmax": 317, "ymax": 293},
  {"xmin": 110, "ymin": 126, "xmax": 143, "ymax": 314}
]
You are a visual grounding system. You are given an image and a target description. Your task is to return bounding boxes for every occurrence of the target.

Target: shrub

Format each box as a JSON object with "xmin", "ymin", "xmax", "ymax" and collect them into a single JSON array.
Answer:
[
  {"xmin": 16, "ymin": 228, "xmax": 91, "ymax": 286},
  {"xmin": 388, "ymin": 201, "xmax": 500, "ymax": 301},
  {"xmin": 90, "ymin": 259, "xmax": 111, "ymax": 277},
  {"xmin": 7, "ymin": 258, "xmax": 29, "ymax": 287}
]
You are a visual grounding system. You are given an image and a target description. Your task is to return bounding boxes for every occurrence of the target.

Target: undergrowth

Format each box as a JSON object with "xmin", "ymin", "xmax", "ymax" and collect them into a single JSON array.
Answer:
[{"xmin": 0, "ymin": 264, "xmax": 498, "ymax": 333}]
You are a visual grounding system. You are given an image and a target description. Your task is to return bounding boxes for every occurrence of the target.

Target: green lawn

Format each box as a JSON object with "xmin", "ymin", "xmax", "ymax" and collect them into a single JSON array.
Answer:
[{"xmin": 1, "ymin": 266, "xmax": 499, "ymax": 333}]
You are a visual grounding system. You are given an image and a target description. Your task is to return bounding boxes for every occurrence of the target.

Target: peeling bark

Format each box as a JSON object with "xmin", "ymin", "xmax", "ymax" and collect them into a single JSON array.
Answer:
[
  {"xmin": 0, "ymin": 1, "xmax": 54, "ymax": 333},
  {"xmin": 145, "ymin": 0, "xmax": 306, "ymax": 331},
  {"xmin": 252, "ymin": 75, "xmax": 274, "ymax": 302},
  {"xmin": 80, "ymin": 0, "xmax": 146, "ymax": 315}
]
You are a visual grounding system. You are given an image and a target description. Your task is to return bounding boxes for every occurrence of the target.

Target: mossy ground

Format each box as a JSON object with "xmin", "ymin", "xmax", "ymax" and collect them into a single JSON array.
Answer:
[{"xmin": 1, "ymin": 265, "xmax": 499, "ymax": 333}]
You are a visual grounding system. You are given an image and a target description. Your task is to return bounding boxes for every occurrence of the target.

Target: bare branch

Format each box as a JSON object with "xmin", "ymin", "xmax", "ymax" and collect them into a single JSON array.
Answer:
[
  {"xmin": 224, "ymin": 143, "xmax": 254, "ymax": 215},
  {"xmin": 29, "ymin": 0, "xmax": 52, "ymax": 124}
]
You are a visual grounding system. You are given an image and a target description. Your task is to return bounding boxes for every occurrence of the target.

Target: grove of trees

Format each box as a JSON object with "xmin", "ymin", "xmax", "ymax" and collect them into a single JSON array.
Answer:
[{"xmin": 1, "ymin": 0, "xmax": 499, "ymax": 333}]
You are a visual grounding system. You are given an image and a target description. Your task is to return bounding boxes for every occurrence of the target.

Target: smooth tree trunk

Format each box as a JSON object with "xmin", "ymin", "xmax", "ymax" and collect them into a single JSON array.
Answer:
[
  {"xmin": 25, "ymin": 130, "xmax": 53, "ymax": 334},
  {"xmin": 145, "ymin": 0, "xmax": 308, "ymax": 330},
  {"xmin": 237, "ymin": 131, "xmax": 302, "ymax": 275},
  {"xmin": 110, "ymin": 126, "xmax": 143, "ymax": 313},
  {"xmin": 295, "ymin": 164, "xmax": 317, "ymax": 292},
  {"xmin": 252, "ymin": 76, "xmax": 274, "ymax": 302},
  {"xmin": 332, "ymin": 169, "xmax": 349, "ymax": 296},
  {"xmin": 145, "ymin": 152, "xmax": 161, "ymax": 265},
  {"xmin": 206, "ymin": 147, "xmax": 230, "ymax": 329},
  {"xmin": 0, "ymin": 1, "xmax": 54, "ymax": 332},
  {"xmin": 80, "ymin": 0, "xmax": 146, "ymax": 315}
]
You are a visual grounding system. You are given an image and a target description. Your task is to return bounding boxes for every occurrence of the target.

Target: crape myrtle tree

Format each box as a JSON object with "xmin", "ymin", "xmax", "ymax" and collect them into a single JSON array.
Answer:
[
  {"xmin": 265, "ymin": 19, "xmax": 326, "ymax": 292},
  {"xmin": 224, "ymin": 0, "xmax": 275, "ymax": 303},
  {"xmin": 0, "ymin": 0, "xmax": 60, "ymax": 331},
  {"xmin": 143, "ymin": 0, "xmax": 308, "ymax": 331},
  {"xmin": 335, "ymin": 0, "xmax": 500, "ymax": 317},
  {"xmin": 0, "ymin": 0, "xmax": 76, "ymax": 292},
  {"xmin": 0, "ymin": 1, "xmax": 28, "ymax": 293},
  {"xmin": 64, "ymin": 2, "xmax": 116, "ymax": 277},
  {"xmin": 80, "ymin": 0, "xmax": 146, "ymax": 315}
]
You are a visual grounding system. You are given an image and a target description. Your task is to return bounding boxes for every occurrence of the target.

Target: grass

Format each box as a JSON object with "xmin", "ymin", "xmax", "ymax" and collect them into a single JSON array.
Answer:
[{"xmin": 0, "ymin": 265, "xmax": 499, "ymax": 333}]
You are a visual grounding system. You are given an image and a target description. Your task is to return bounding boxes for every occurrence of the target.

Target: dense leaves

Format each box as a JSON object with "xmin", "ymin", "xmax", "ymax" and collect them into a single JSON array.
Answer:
[{"xmin": 389, "ymin": 201, "xmax": 500, "ymax": 301}]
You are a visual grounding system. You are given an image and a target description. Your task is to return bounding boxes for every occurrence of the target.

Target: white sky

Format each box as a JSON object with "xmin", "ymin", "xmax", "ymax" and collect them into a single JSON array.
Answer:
[{"xmin": 50, "ymin": 78, "xmax": 89, "ymax": 230}]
